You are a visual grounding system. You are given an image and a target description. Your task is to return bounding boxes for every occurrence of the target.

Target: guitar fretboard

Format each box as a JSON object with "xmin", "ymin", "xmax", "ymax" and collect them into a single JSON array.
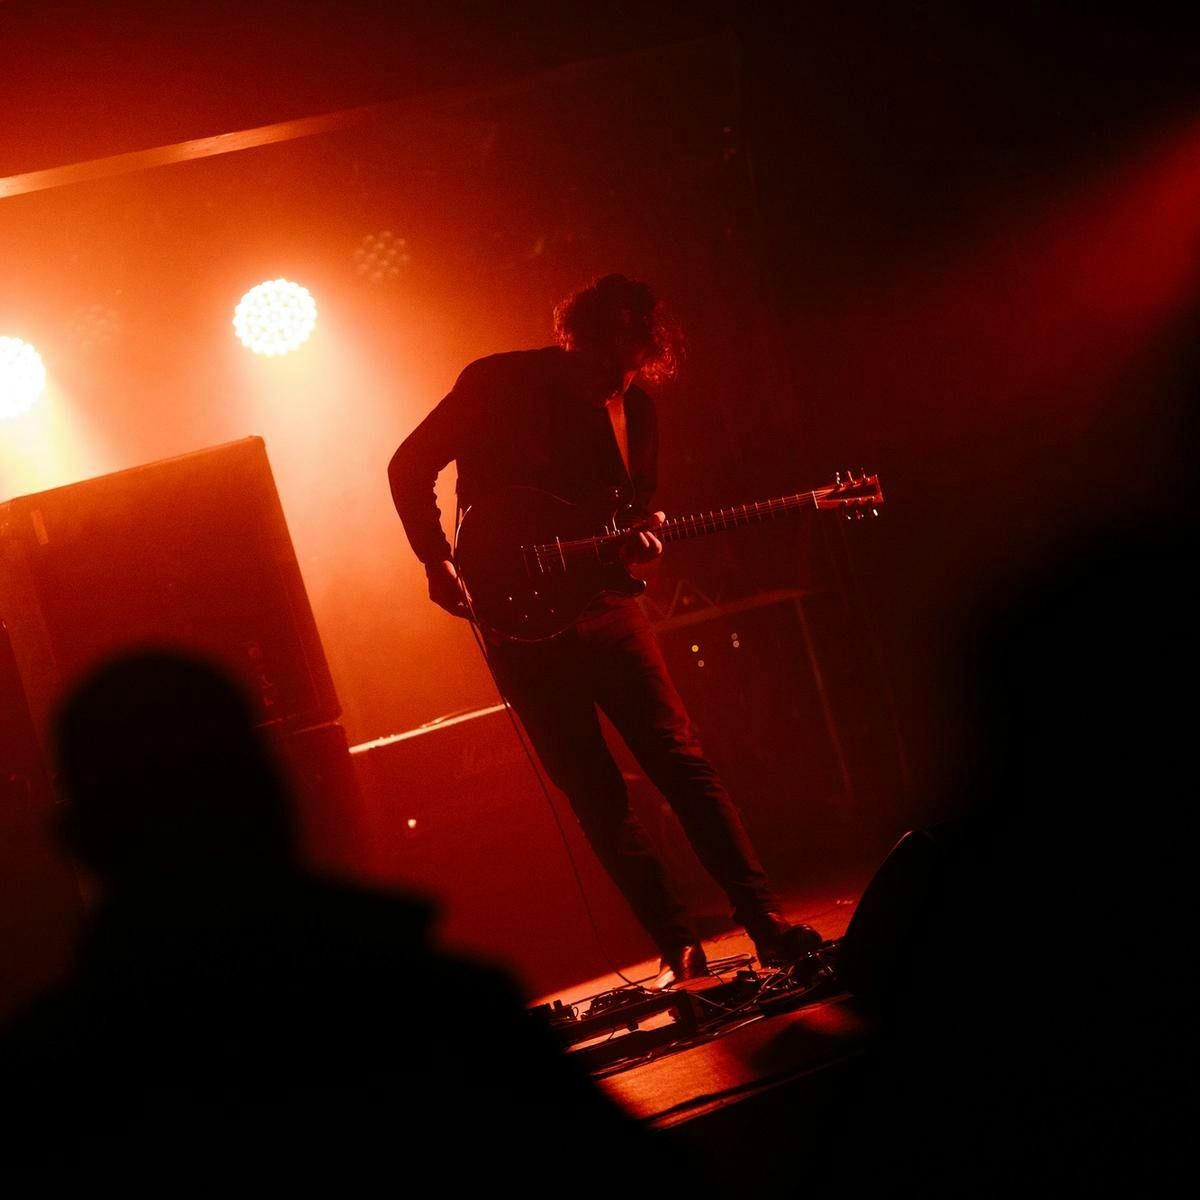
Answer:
[
  {"xmin": 658, "ymin": 490, "xmax": 831, "ymax": 543},
  {"xmin": 534, "ymin": 483, "xmax": 870, "ymax": 562}
]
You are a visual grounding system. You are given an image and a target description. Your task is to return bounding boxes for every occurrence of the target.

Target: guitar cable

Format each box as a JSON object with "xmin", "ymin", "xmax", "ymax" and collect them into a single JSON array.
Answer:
[{"xmin": 452, "ymin": 507, "xmax": 647, "ymax": 992}]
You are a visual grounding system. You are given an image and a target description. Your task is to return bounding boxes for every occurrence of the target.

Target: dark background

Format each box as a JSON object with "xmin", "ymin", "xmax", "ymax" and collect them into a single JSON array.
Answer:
[{"xmin": 2, "ymin": 3, "xmax": 1196, "ymax": 905}]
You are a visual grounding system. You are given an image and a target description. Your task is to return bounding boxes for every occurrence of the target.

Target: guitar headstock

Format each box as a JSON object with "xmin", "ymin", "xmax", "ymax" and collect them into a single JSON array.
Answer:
[{"xmin": 817, "ymin": 470, "xmax": 884, "ymax": 518}]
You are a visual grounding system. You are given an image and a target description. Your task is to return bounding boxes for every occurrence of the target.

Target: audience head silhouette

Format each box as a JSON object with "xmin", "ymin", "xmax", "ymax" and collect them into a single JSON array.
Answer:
[{"xmin": 53, "ymin": 649, "xmax": 297, "ymax": 884}]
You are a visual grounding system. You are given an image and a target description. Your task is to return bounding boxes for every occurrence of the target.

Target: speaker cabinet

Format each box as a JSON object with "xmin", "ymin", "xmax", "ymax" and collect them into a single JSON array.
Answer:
[
  {"xmin": 651, "ymin": 589, "xmax": 856, "ymax": 879},
  {"xmin": 0, "ymin": 440, "xmax": 345, "ymax": 1011},
  {"xmin": 0, "ymin": 438, "xmax": 338, "ymax": 757},
  {"xmin": 269, "ymin": 722, "xmax": 366, "ymax": 877}
]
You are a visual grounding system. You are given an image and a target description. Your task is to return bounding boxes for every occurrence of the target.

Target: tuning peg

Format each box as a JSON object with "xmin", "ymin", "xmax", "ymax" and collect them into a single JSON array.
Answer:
[
  {"xmin": 835, "ymin": 470, "xmax": 842, "ymax": 486},
  {"xmin": 871, "ymin": 508, "xmax": 879, "ymax": 518}
]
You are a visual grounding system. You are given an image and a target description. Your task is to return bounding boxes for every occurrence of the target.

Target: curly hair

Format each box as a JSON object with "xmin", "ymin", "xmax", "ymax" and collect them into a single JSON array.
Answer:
[{"xmin": 553, "ymin": 274, "xmax": 683, "ymax": 384}]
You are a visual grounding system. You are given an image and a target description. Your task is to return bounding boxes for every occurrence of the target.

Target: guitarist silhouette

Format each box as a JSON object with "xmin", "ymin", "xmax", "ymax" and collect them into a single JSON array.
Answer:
[{"xmin": 389, "ymin": 275, "xmax": 822, "ymax": 987}]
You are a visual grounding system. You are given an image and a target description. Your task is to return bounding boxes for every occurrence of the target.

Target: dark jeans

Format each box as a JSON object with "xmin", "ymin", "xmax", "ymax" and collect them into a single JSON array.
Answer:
[{"xmin": 486, "ymin": 598, "xmax": 778, "ymax": 954}]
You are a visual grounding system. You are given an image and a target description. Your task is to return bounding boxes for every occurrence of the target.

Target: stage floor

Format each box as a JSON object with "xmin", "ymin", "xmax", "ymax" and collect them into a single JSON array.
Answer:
[{"xmin": 533, "ymin": 883, "xmax": 874, "ymax": 1139}]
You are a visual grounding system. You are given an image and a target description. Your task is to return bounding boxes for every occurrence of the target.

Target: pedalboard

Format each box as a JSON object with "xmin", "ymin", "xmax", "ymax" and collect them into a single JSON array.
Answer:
[{"xmin": 531, "ymin": 946, "xmax": 840, "ymax": 1072}]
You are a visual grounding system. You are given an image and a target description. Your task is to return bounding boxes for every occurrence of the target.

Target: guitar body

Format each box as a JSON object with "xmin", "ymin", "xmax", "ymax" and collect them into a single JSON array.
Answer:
[{"xmin": 455, "ymin": 486, "xmax": 645, "ymax": 642}]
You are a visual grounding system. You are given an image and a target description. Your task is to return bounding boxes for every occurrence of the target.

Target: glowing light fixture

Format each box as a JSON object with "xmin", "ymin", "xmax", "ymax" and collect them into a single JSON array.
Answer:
[
  {"xmin": 354, "ymin": 230, "xmax": 410, "ymax": 282},
  {"xmin": 66, "ymin": 303, "xmax": 123, "ymax": 355},
  {"xmin": 0, "ymin": 337, "xmax": 47, "ymax": 418},
  {"xmin": 233, "ymin": 279, "xmax": 317, "ymax": 356}
]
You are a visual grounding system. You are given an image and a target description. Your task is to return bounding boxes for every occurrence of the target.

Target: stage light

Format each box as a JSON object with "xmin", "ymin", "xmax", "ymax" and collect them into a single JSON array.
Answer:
[
  {"xmin": 0, "ymin": 337, "xmax": 46, "ymax": 418},
  {"xmin": 354, "ymin": 230, "xmax": 410, "ymax": 282},
  {"xmin": 233, "ymin": 279, "xmax": 317, "ymax": 356},
  {"xmin": 66, "ymin": 303, "xmax": 122, "ymax": 355}
]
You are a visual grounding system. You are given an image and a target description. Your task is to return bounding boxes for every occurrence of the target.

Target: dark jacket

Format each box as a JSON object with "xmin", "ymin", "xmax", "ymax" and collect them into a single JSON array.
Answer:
[{"xmin": 388, "ymin": 347, "xmax": 657, "ymax": 565}]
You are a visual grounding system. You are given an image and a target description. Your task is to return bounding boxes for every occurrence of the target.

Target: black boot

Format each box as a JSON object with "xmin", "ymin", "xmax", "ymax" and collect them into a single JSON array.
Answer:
[
  {"xmin": 650, "ymin": 943, "xmax": 710, "ymax": 990},
  {"xmin": 745, "ymin": 912, "xmax": 822, "ymax": 966}
]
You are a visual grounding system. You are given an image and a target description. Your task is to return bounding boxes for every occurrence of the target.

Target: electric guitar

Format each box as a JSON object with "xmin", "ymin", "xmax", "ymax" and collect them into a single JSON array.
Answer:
[{"xmin": 453, "ymin": 473, "xmax": 884, "ymax": 642}]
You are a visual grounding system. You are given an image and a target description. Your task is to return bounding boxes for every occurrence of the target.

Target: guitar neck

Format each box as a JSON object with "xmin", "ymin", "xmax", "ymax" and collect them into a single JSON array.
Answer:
[
  {"xmin": 528, "ymin": 476, "xmax": 880, "ymax": 563},
  {"xmin": 657, "ymin": 490, "xmax": 828, "ymax": 544}
]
